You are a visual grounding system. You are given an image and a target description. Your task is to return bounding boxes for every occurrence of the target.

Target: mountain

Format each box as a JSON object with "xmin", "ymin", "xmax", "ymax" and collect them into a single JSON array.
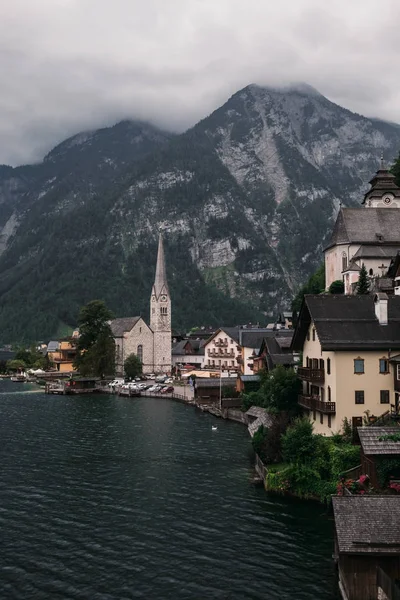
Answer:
[{"xmin": 1, "ymin": 84, "xmax": 400, "ymax": 343}]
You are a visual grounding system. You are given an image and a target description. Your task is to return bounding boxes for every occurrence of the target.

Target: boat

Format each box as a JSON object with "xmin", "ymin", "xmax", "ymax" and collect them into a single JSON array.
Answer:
[{"xmin": 10, "ymin": 374, "xmax": 26, "ymax": 382}]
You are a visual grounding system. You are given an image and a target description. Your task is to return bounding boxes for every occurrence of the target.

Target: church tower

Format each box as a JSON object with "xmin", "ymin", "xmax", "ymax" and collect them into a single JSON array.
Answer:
[{"xmin": 150, "ymin": 232, "xmax": 172, "ymax": 373}]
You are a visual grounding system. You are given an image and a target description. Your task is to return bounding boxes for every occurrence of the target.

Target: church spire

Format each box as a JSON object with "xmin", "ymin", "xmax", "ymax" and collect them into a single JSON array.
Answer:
[{"xmin": 153, "ymin": 232, "xmax": 169, "ymax": 299}]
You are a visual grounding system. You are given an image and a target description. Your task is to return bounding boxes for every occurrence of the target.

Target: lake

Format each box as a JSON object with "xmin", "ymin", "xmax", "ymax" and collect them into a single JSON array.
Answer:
[{"xmin": 0, "ymin": 381, "xmax": 339, "ymax": 599}]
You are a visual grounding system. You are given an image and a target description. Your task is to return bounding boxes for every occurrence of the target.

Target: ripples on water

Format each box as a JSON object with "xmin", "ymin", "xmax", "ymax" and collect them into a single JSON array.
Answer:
[{"xmin": 0, "ymin": 381, "xmax": 339, "ymax": 599}]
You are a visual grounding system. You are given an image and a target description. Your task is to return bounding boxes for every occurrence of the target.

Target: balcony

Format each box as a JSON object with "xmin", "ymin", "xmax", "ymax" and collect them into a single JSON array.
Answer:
[
  {"xmin": 214, "ymin": 340, "xmax": 228, "ymax": 347},
  {"xmin": 298, "ymin": 395, "xmax": 336, "ymax": 414},
  {"xmin": 208, "ymin": 350, "xmax": 235, "ymax": 358},
  {"xmin": 297, "ymin": 366, "xmax": 325, "ymax": 383}
]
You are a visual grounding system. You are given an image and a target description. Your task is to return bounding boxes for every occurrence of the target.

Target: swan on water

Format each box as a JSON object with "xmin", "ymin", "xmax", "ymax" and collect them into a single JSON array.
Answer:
[{"xmin": 212, "ymin": 426, "xmax": 218, "ymax": 431}]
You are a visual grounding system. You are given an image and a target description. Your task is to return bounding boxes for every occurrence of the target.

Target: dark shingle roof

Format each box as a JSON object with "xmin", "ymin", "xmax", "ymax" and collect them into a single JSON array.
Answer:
[
  {"xmin": 325, "ymin": 208, "xmax": 400, "ymax": 250},
  {"xmin": 332, "ymin": 496, "xmax": 400, "ymax": 554},
  {"xmin": 196, "ymin": 377, "xmax": 235, "ymax": 388},
  {"xmin": 239, "ymin": 330, "xmax": 271, "ymax": 349},
  {"xmin": 239, "ymin": 375, "xmax": 260, "ymax": 382},
  {"xmin": 292, "ymin": 295, "xmax": 400, "ymax": 351},
  {"xmin": 110, "ymin": 317, "xmax": 141, "ymax": 337},
  {"xmin": 358, "ymin": 427, "xmax": 400, "ymax": 455},
  {"xmin": 47, "ymin": 341, "xmax": 60, "ymax": 352},
  {"xmin": 352, "ymin": 245, "xmax": 400, "ymax": 259}
]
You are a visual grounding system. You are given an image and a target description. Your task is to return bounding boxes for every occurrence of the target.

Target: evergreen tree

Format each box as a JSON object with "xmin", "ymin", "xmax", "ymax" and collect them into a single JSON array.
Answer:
[
  {"xmin": 390, "ymin": 151, "xmax": 400, "ymax": 187},
  {"xmin": 356, "ymin": 263, "xmax": 370, "ymax": 295},
  {"xmin": 74, "ymin": 300, "xmax": 115, "ymax": 378},
  {"xmin": 291, "ymin": 264, "xmax": 325, "ymax": 313}
]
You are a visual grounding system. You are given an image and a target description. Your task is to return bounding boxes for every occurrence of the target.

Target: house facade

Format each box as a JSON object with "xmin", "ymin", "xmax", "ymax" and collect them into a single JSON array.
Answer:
[
  {"xmin": 203, "ymin": 328, "xmax": 241, "ymax": 372},
  {"xmin": 111, "ymin": 233, "xmax": 172, "ymax": 376},
  {"xmin": 47, "ymin": 338, "xmax": 77, "ymax": 373},
  {"xmin": 292, "ymin": 294, "xmax": 400, "ymax": 435},
  {"xmin": 171, "ymin": 339, "xmax": 205, "ymax": 370},
  {"xmin": 325, "ymin": 164, "xmax": 400, "ymax": 292}
]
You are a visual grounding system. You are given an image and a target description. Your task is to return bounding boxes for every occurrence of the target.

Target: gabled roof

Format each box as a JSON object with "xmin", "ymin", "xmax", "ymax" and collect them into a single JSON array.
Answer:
[
  {"xmin": 239, "ymin": 329, "xmax": 271, "ymax": 349},
  {"xmin": 110, "ymin": 317, "xmax": 141, "ymax": 337},
  {"xmin": 332, "ymin": 496, "xmax": 400, "ymax": 554},
  {"xmin": 204, "ymin": 327, "xmax": 240, "ymax": 345},
  {"xmin": 358, "ymin": 427, "xmax": 400, "ymax": 456},
  {"xmin": 291, "ymin": 294, "xmax": 400, "ymax": 351},
  {"xmin": 325, "ymin": 208, "xmax": 400, "ymax": 250},
  {"xmin": 172, "ymin": 339, "xmax": 205, "ymax": 355}
]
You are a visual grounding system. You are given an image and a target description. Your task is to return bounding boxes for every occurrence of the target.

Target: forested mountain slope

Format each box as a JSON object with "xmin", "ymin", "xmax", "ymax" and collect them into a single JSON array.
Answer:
[{"xmin": 1, "ymin": 84, "xmax": 400, "ymax": 343}]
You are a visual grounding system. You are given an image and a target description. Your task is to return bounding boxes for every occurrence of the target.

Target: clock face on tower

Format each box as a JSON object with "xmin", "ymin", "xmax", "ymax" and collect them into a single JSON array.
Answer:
[
  {"xmin": 160, "ymin": 295, "xmax": 167, "ymax": 302},
  {"xmin": 382, "ymin": 193, "xmax": 394, "ymax": 205}
]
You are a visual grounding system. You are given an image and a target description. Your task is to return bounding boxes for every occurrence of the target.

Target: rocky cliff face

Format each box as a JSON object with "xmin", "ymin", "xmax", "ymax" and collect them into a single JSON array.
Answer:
[{"xmin": 1, "ymin": 84, "xmax": 400, "ymax": 343}]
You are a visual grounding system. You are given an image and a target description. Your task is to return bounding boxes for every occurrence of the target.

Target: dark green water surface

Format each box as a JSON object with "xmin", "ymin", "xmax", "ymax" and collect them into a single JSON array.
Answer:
[{"xmin": 0, "ymin": 381, "xmax": 339, "ymax": 599}]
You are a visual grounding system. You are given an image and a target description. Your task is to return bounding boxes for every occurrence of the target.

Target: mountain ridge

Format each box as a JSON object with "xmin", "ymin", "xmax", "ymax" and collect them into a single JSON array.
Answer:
[{"xmin": 0, "ymin": 84, "xmax": 400, "ymax": 343}]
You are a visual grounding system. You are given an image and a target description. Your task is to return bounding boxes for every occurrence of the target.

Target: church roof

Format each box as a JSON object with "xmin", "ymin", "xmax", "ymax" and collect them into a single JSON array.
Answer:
[
  {"xmin": 110, "ymin": 317, "xmax": 141, "ymax": 337},
  {"xmin": 325, "ymin": 208, "xmax": 400, "ymax": 250},
  {"xmin": 351, "ymin": 245, "xmax": 400, "ymax": 259},
  {"xmin": 152, "ymin": 232, "xmax": 169, "ymax": 299}
]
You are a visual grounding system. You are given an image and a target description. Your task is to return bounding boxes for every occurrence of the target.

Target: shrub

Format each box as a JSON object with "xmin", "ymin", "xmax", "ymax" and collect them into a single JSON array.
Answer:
[{"xmin": 281, "ymin": 417, "xmax": 316, "ymax": 465}]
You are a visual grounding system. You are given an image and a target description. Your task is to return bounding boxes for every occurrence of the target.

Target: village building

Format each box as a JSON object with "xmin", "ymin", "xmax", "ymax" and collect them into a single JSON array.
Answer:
[
  {"xmin": 332, "ymin": 496, "xmax": 400, "ymax": 600},
  {"xmin": 171, "ymin": 339, "xmax": 205, "ymax": 370},
  {"xmin": 111, "ymin": 233, "xmax": 172, "ymax": 375},
  {"xmin": 357, "ymin": 427, "xmax": 400, "ymax": 489},
  {"xmin": 325, "ymin": 163, "xmax": 400, "ymax": 293},
  {"xmin": 291, "ymin": 293, "xmax": 400, "ymax": 435},
  {"xmin": 253, "ymin": 330, "xmax": 297, "ymax": 373},
  {"xmin": 46, "ymin": 336, "xmax": 78, "ymax": 373}
]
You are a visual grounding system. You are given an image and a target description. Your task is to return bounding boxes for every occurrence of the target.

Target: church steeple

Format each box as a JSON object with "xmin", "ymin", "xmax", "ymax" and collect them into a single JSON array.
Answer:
[
  {"xmin": 152, "ymin": 232, "xmax": 169, "ymax": 299},
  {"xmin": 362, "ymin": 157, "xmax": 400, "ymax": 208},
  {"xmin": 150, "ymin": 232, "xmax": 171, "ymax": 373}
]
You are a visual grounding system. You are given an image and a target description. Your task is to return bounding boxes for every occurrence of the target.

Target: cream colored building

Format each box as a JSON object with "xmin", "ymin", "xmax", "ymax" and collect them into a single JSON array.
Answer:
[
  {"xmin": 204, "ymin": 328, "xmax": 239, "ymax": 371},
  {"xmin": 292, "ymin": 293, "xmax": 400, "ymax": 435},
  {"xmin": 324, "ymin": 164, "xmax": 400, "ymax": 292},
  {"xmin": 111, "ymin": 233, "xmax": 172, "ymax": 376}
]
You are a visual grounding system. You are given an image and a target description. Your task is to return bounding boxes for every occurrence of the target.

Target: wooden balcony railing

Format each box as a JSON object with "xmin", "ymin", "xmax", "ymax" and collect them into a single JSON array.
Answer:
[
  {"xmin": 208, "ymin": 350, "xmax": 235, "ymax": 358},
  {"xmin": 298, "ymin": 395, "xmax": 336, "ymax": 414},
  {"xmin": 214, "ymin": 340, "xmax": 228, "ymax": 347},
  {"xmin": 297, "ymin": 366, "xmax": 325, "ymax": 383}
]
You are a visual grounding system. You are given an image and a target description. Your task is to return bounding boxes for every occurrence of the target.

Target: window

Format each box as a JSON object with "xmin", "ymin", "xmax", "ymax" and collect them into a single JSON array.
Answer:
[
  {"xmin": 354, "ymin": 359, "xmax": 364, "ymax": 374},
  {"xmin": 319, "ymin": 359, "xmax": 324, "ymax": 369},
  {"xmin": 137, "ymin": 345, "xmax": 143, "ymax": 363},
  {"xmin": 312, "ymin": 328, "xmax": 316, "ymax": 341},
  {"xmin": 342, "ymin": 253, "xmax": 347, "ymax": 272},
  {"xmin": 369, "ymin": 268, "xmax": 373, "ymax": 276},
  {"xmin": 140, "ymin": 326, "xmax": 142, "ymax": 333},
  {"xmin": 380, "ymin": 390, "xmax": 390, "ymax": 404},
  {"xmin": 328, "ymin": 386, "xmax": 331, "ymax": 402},
  {"xmin": 306, "ymin": 356, "xmax": 309, "ymax": 367},
  {"xmin": 161, "ymin": 307, "xmax": 168, "ymax": 315},
  {"xmin": 328, "ymin": 414, "xmax": 331, "ymax": 428},
  {"xmin": 313, "ymin": 410, "xmax": 316, "ymax": 421},
  {"xmin": 379, "ymin": 359, "xmax": 389, "ymax": 374},
  {"xmin": 307, "ymin": 330, "xmax": 310, "ymax": 341},
  {"xmin": 355, "ymin": 391, "xmax": 365, "ymax": 404},
  {"xmin": 327, "ymin": 358, "xmax": 331, "ymax": 375},
  {"xmin": 397, "ymin": 364, "xmax": 400, "ymax": 381},
  {"xmin": 320, "ymin": 413, "xmax": 323, "ymax": 424}
]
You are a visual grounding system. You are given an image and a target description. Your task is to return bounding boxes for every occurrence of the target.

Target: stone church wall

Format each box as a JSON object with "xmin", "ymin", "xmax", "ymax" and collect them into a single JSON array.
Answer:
[{"xmin": 122, "ymin": 318, "xmax": 154, "ymax": 375}]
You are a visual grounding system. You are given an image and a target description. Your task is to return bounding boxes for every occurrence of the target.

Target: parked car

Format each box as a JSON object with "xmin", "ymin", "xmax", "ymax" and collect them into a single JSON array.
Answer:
[
  {"xmin": 164, "ymin": 378, "xmax": 173, "ymax": 384},
  {"xmin": 108, "ymin": 379, "xmax": 124, "ymax": 388},
  {"xmin": 161, "ymin": 386, "xmax": 174, "ymax": 394},
  {"xmin": 137, "ymin": 383, "xmax": 147, "ymax": 390},
  {"xmin": 155, "ymin": 376, "xmax": 167, "ymax": 384},
  {"xmin": 148, "ymin": 384, "xmax": 160, "ymax": 393}
]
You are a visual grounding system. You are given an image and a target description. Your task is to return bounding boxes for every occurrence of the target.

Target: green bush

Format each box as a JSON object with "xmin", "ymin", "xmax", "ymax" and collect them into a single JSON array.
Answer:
[
  {"xmin": 329, "ymin": 444, "xmax": 361, "ymax": 478},
  {"xmin": 281, "ymin": 417, "xmax": 316, "ymax": 465}
]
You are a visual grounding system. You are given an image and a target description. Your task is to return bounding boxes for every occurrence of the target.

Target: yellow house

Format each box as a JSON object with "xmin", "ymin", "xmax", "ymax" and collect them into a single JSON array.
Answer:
[
  {"xmin": 47, "ymin": 338, "xmax": 77, "ymax": 373},
  {"xmin": 291, "ymin": 293, "xmax": 400, "ymax": 435}
]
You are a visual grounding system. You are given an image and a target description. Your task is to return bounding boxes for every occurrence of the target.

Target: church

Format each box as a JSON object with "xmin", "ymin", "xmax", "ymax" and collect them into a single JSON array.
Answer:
[
  {"xmin": 324, "ymin": 160, "xmax": 400, "ymax": 294},
  {"xmin": 111, "ymin": 233, "xmax": 172, "ymax": 375}
]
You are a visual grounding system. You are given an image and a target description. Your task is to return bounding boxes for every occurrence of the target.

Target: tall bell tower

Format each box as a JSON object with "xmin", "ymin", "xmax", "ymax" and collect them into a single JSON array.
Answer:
[{"xmin": 150, "ymin": 232, "xmax": 172, "ymax": 373}]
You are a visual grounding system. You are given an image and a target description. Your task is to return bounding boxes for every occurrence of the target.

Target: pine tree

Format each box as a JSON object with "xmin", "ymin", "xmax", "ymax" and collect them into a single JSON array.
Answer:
[{"xmin": 356, "ymin": 263, "xmax": 370, "ymax": 295}]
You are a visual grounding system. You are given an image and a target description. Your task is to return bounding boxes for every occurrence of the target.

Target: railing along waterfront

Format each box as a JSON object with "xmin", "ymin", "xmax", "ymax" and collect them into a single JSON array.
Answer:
[
  {"xmin": 298, "ymin": 394, "xmax": 336, "ymax": 414},
  {"xmin": 297, "ymin": 366, "xmax": 325, "ymax": 383}
]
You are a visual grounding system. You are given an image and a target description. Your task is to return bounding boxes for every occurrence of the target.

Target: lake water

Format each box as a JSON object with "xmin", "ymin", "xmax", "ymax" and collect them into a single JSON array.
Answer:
[{"xmin": 0, "ymin": 381, "xmax": 339, "ymax": 599}]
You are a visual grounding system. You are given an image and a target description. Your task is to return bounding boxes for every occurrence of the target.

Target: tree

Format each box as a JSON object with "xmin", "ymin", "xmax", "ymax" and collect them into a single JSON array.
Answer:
[
  {"xmin": 6, "ymin": 359, "xmax": 27, "ymax": 372},
  {"xmin": 356, "ymin": 263, "xmax": 369, "ymax": 295},
  {"xmin": 124, "ymin": 353, "xmax": 142, "ymax": 379},
  {"xmin": 292, "ymin": 264, "xmax": 325, "ymax": 312},
  {"xmin": 390, "ymin": 151, "xmax": 400, "ymax": 187},
  {"xmin": 261, "ymin": 366, "xmax": 302, "ymax": 417},
  {"xmin": 328, "ymin": 280, "xmax": 344, "ymax": 294},
  {"xmin": 74, "ymin": 300, "xmax": 115, "ymax": 378},
  {"xmin": 281, "ymin": 417, "xmax": 317, "ymax": 466}
]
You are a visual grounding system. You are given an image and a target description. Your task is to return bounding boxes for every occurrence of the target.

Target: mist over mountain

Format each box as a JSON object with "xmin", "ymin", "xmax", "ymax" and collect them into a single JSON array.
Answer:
[{"xmin": 1, "ymin": 84, "xmax": 400, "ymax": 343}]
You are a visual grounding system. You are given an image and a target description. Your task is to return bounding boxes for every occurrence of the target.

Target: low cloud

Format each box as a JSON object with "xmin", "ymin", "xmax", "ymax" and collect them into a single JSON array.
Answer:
[{"xmin": 1, "ymin": 0, "xmax": 400, "ymax": 165}]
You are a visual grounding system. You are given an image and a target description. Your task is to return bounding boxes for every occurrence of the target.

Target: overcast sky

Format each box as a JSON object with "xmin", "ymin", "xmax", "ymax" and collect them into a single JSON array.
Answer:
[{"xmin": 1, "ymin": 0, "xmax": 400, "ymax": 166}]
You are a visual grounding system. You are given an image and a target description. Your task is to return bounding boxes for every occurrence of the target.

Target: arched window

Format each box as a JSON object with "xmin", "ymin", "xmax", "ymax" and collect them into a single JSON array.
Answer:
[
  {"xmin": 328, "ymin": 386, "xmax": 331, "ymax": 401},
  {"xmin": 312, "ymin": 328, "xmax": 316, "ymax": 341},
  {"xmin": 161, "ymin": 307, "xmax": 168, "ymax": 315},
  {"xmin": 327, "ymin": 358, "xmax": 331, "ymax": 375},
  {"xmin": 369, "ymin": 268, "xmax": 373, "ymax": 276},
  {"xmin": 342, "ymin": 252, "xmax": 348, "ymax": 272},
  {"xmin": 137, "ymin": 345, "xmax": 143, "ymax": 363}
]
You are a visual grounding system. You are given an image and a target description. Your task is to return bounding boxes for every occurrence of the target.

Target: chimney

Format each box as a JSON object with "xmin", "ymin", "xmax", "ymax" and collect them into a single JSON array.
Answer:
[{"xmin": 374, "ymin": 293, "xmax": 388, "ymax": 326}]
